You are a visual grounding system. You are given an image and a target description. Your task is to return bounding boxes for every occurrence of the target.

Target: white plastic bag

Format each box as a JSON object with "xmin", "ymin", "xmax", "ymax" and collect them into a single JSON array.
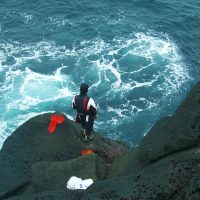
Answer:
[{"xmin": 67, "ymin": 176, "xmax": 93, "ymax": 190}]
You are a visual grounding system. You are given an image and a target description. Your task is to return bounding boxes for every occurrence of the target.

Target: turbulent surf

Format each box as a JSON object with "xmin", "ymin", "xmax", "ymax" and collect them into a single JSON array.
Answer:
[{"xmin": 0, "ymin": 0, "xmax": 199, "ymax": 148}]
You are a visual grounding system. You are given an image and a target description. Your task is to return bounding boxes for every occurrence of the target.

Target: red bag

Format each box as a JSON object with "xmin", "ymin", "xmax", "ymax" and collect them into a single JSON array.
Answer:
[
  {"xmin": 81, "ymin": 150, "xmax": 94, "ymax": 155},
  {"xmin": 48, "ymin": 114, "xmax": 65, "ymax": 134}
]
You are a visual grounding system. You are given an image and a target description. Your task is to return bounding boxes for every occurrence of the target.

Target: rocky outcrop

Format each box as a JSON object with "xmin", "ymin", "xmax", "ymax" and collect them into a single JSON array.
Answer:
[
  {"xmin": 1, "ymin": 82, "xmax": 200, "ymax": 200},
  {"xmin": 26, "ymin": 153, "xmax": 107, "ymax": 194},
  {"xmin": 0, "ymin": 113, "xmax": 127, "ymax": 200},
  {"xmin": 85, "ymin": 145, "xmax": 200, "ymax": 199},
  {"xmin": 88, "ymin": 82, "xmax": 200, "ymax": 199},
  {"xmin": 130, "ymin": 87, "xmax": 200, "ymax": 170},
  {"xmin": 108, "ymin": 82, "xmax": 200, "ymax": 177}
]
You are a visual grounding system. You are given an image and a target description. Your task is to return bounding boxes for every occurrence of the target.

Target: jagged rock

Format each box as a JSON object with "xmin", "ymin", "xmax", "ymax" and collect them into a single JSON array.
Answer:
[
  {"xmin": 83, "ymin": 146, "xmax": 200, "ymax": 199},
  {"xmin": 86, "ymin": 135, "xmax": 128, "ymax": 163},
  {"xmin": 2, "ymin": 82, "xmax": 200, "ymax": 200},
  {"xmin": 107, "ymin": 150, "xmax": 132, "ymax": 178},
  {"xmin": 109, "ymin": 82, "xmax": 200, "ymax": 176},
  {"xmin": 24, "ymin": 153, "xmax": 107, "ymax": 194},
  {"xmin": 105, "ymin": 82, "xmax": 200, "ymax": 199},
  {"xmin": 0, "ymin": 113, "xmax": 81, "ymax": 200},
  {"xmin": 0, "ymin": 113, "xmax": 127, "ymax": 200}
]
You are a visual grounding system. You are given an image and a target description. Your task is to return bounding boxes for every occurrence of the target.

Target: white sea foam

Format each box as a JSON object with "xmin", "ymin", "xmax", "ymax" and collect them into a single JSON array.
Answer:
[
  {"xmin": 0, "ymin": 40, "xmax": 79, "ymax": 149},
  {"xmin": 95, "ymin": 59, "xmax": 122, "ymax": 88},
  {"xmin": 0, "ymin": 30, "xmax": 192, "ymax": 148},
  {"xmin": 0, "ymin": 74, "xmax": 74, "ymax": 148},
  {"xmin": 48, "ymin": 16, "xmax": 75, "ymax": 27},
  {"xmin": 107, "ymin": 106, "xmax": 129, "ymax": 118},
  {"xmin": 76, "ymin": 32, "xmax": 191, "ymax": 142},
  {"xmin": 20, "ymin": 13, "xmax": 34, "ymax": 24}
]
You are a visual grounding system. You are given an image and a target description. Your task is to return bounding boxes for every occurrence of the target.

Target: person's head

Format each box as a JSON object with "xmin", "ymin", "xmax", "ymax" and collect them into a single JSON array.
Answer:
[{"xmin": 80, "ymin": 83, "xmax": 89, "ymax": 94}]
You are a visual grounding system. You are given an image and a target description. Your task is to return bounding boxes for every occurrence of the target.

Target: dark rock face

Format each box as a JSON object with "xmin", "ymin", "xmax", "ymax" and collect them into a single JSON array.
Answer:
[
  {"xmin": 127, "ymin": 82, "xmax": 200, "ymax": 173},
  {"xmin": 6, "ymin": 190, "xmax": 83, "ymax": 200},
  {"xmin": 27, "ymin": 153, "xmax": 107, "ymax": 194},
  {"xmin": 1, "ymin": 82, "xmax": 200, "ymax": 200},
  {"xmin": 0, "ymin": 113, "xmax": 81, "ymax": 199},
  {"xmin": 90, "ymin": 82, "xmax": 200, "ymax": 199},
  {"xmin": 84, "ymin": 146, "xmax": 200, "ymax": 199},
  {"xmin": 0, "ymin": 113, "xmax": 127, "ymax": 200}
]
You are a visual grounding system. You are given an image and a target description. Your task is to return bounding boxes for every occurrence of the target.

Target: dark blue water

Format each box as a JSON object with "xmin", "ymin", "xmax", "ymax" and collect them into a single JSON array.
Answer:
[{"xmin": 0, "ymin": 0, "xmax": 200, "ymax": 148}]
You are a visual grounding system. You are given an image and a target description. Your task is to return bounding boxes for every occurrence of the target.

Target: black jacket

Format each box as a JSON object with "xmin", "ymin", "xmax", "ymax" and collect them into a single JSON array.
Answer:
[{"xmin": 72, "ymin": 93, "xmax": 97, "ymax": 117}]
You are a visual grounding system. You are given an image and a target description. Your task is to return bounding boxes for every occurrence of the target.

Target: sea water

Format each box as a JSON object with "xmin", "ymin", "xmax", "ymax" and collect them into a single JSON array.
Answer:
[{"xmin": 0, "ymin": 0, "xmax": 200, "ymax": 148}]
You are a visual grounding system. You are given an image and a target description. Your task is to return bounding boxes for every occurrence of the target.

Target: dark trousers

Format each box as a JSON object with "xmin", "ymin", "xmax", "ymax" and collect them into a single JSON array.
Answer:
[{"xmin": 76, "ymin": 114, "xmax": 94, "ymax": 135}]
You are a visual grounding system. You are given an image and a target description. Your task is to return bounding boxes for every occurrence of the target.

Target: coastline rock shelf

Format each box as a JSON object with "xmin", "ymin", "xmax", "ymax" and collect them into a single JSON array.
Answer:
[{"xmin": 1, "ymin": 82, "xmax": 200, "ymax": 200}]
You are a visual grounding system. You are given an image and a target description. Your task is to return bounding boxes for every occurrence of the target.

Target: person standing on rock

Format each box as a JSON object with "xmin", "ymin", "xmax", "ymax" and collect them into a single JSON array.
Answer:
[{"xmin": 72, "ymin": 83, "xmax": 97, "ymax": 141}]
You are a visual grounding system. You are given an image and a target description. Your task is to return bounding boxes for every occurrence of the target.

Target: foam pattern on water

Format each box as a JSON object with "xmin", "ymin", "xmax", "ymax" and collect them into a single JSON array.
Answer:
[{"xmin": 0, "ymin": 31, "xmax": 191, "ymax": 148}]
